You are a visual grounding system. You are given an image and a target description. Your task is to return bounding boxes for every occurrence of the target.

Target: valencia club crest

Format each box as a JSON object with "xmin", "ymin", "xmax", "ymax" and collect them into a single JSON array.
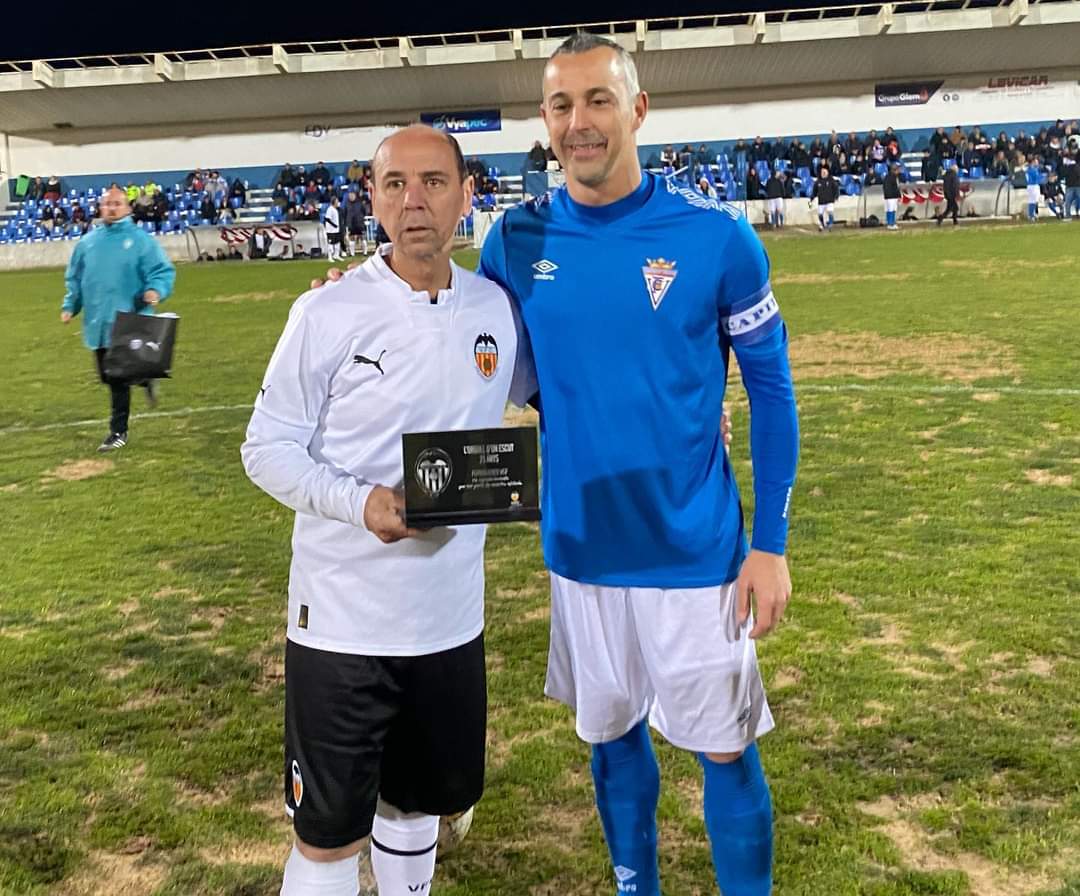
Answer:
[
  {"xmin": 474, "ymin": 333, "xmax": 498, "ymax": 379},
  {"xmin": 642, "ymin": 258, "xmax": 678, "ymax": 310}
]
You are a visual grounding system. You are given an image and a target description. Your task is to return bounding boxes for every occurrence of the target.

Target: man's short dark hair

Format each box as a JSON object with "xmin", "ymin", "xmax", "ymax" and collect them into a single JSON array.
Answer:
[
  {"xmin": 548, "ymin": 32, "xmax": 640, "ymax": 99},
  {"xmin": 373, "ymin": 126, "xmax": 468, "ymax": 182}
]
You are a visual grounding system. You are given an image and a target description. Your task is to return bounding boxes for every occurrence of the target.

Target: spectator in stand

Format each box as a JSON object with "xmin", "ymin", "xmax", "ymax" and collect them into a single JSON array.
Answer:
[
  {"xmin": 958, "ymin": 140, "xmax": 980, "ymax": 173},
  {"xmin": 544, "ymin": 145, "xmax": 559, "ymax": 167},
  {"xmin": 883, "ymin": 126, "xmax": 902, "ymax": 152},
  {"xmin": 26, "ymin": 176, "xmax": 45, "ymax": 200},
  {"xmin": 303, "ymin": 180, "xmax": 320, "ymax": 204},
  {"xmin": 659, "ymin": 145, "xmax": 676, "ymax": 167},
  {"xmin": 884, "ymin": 141, "xmax": 902, "ymax": 166},
  {"xmin": 527, "ymin": 140, "xmax": 548, "ymax": 171},
  {"xmin": 995, "ymin": 131, "xmax": 1010, "ymax": 156},
  {"xmin": 70, "ymin": 204, "xmax": 88, "ymax": 235},
  {"xmin": 1064, "ymin": 149, "xmax": 1080, "ymax": 219},
  {"xmin": 949, "ymin": 126, "xmax": 964, "ymax": 149},
  {"xmin": 44, "ymin": 175, "xmax": 64, "ymax": 201},
  {"xmin": 989, "ymin": 151, "xmax": 1010, "ymax": 178},
  {"xmin": 869, "ymin": 138, "xmax": 886, "ymax": 165},
  {"xmin": 347, "ymin": 159, "xmax": 364, "ymax": 183},
  {"xmin": 937, "ymin": 163, "xmax": 961, "ymax": 226},
  {"xmin": 929, "ymin": 126, "xmax": 949, "ymax": 159},
  {"xmin": 883, "ymin": 163, "xmax": 902, "ymax": 231},
  {"xmin": 1042, "ymin": 171, "xmax": 1065, "ymax": 218},
  {"xmin": 311, "ymin": 161, "xmax": 331, "ymax": 186},
  {"xmin": 185, "ymin": 168, "xmax": 205, "ymax": 191},
  {"xmin": 732, "ymin": 138, "xmax": 749, "ymax": 160},
  {"xmin": 466, "ymin": 156, "xmax": 487, "ymax": 182},
  {"xmin": 862, "ymin": 129, "xmax": 879, "ymax": 154},
  {"xmin": 218, "ymin": 200, "xmax": 236, "ymax": 226},
  {"xmin": 272, "ymin": 183, "xmax": 290, "ymax": 211},
  {"xmin": 808, "ymin": 137, "xmax": 825, "ymax": 162},
  {"xmin": 764, "ymin": 169, "xmax": 785, "ymax": 228},
  {"xmin": 133, "ymin": 188, "xmax": 155, "ymax": 223},
  {"xmin": 827, "ymin": 130, "xmax": 842, "ymax": 155},
  {"xmin": 834, "ymin": 151, "xmax": 850, "ymax": 176},
  {"xmin": 230, "ymin": 177, "xmax": 247, "ymax": 207},
  {"xmin": 279, "ymin": 163, "xmax": 300, "ymax": 189},
  {"xmin": 849, "ymin": 147, "xmax": 866, "ymax": 177},
  {"xmin": 770, "ymin": 136, "xmax": 789, "ymax": 164},
  {"xmin": 809, "ymin": 164, "xmax": 839, "ymax": 231},
  {"xmin": 142, "ymin": 179, "xmax": 159, "ymax": 197},
  {"xmin": 748, "ymin": 136, "xmax": 770, "ymax": 164},
  {"xmin": 43, "ymin": 204, "xmax": 68, "ymax": 233},
  {"xmin": 152, "ymin": 191, "xmax": 170, "ymax": 224},
  {"xmin": 790, "ymin": 140, "xmax": 810, "ymax": 170},
  {"xmin": 207, "ymin": 171, "xmax": 227, "ymax": 199},
  {"xmin": 200, "ymin": 192, "xmax": 217, "ymax": 224},
  {"xmin": 843, "ymin": 131, "xmax": 861, "ymax": 161},
  {"xmin": 344, "ymin": 190, "xmax": 368, "ymax": 256},
  {"xmin": 921, "ymin": 149, "xmax": 938, "ymax": 182},
  {"xmin": 696, "ymin": 175, "xmax": 717, "ymax": 199},
  {"xmin": 695, "ymin": 144, "xmax": 712, "ymax": 166},
  {"xmin": 744, "ymin": 166, "xmax": 763, "ymax": 200}
]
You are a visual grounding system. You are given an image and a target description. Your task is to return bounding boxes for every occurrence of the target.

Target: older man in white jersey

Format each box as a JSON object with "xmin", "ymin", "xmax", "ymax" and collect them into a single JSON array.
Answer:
[{"xmin": 242, "ymin": 125, "xmax": 534, "ymax": 896}]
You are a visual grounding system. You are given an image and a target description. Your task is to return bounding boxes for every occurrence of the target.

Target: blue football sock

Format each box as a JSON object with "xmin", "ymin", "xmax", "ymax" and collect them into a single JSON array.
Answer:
[
  {"xmin": 591, "ymin": 720, "xmax": 661, "ymax": 895},
  {"xmin": 1029, "ymin": 202, "xmax": 1037, "ymax": 220},
  {"xmin": 699, "ymin": 744, "xmax": 773, "ymax": 896},
  {"xmin": 828, "ymin": 212, "xmax": 835, "ymax": 228},
  {"xmin": 886, "ymin": 210, "xmax": 895, "ymax": 226}
]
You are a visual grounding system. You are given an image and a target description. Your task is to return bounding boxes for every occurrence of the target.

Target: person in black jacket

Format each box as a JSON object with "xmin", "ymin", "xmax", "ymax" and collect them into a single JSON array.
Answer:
[
  {"xmin": 744, "ymin": 167, "xmax": 763, "ymax": 201},
  {"xmin": 883, "ymin": 163, "xmax": 902, "ymax": 230},
  {"xmin": 809, "ymin": 165, "xmax": 839, "ymax": 231},
  {"xmin": 1063, "ymin": 150, "xmax": 1080, "ymax": 220},
  {"xmin": 937, "ymin": 165, "xmax": 960, "ymax": 226},
  {"xmin": 764, "ymin": 170, "xmax": 786, "ymax": 228}
]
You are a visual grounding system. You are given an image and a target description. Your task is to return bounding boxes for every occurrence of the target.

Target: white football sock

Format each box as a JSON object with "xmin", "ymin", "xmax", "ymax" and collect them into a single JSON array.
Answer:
[
  {"xmin": 371, "ymin": 800, "xmax": 439, "ymax": 895},
  {"xmin": 280, "ymin": 843, "xmax": 359, "ymax": 896}
]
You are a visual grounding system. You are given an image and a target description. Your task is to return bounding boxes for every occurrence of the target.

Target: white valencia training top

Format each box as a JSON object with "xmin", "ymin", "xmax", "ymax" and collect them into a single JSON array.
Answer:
[{"xmin": 242, "ymin": 245, "xmax": 534, "ymax": 656}]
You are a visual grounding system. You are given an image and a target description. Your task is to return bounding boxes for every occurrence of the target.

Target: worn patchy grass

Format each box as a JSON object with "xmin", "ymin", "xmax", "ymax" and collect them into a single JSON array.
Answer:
[{"xmin": 1, "ymin": 222, "xmax": 1077, "ymax": 895}]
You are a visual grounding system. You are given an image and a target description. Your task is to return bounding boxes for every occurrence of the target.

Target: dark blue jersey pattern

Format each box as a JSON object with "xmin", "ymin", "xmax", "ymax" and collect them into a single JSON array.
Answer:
[{"xmin": 481, "ymin": 172, "xmax": 799, "ymax": 587}]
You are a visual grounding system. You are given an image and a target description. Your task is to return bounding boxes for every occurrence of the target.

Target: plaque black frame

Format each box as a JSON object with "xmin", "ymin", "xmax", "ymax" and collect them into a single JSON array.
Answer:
[{"xmin": 403, "ymin": 426, "xmax": 541, "ymax": 527}]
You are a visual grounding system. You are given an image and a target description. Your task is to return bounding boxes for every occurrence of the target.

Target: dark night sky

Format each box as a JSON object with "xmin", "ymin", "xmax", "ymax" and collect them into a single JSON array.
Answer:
[{"xmin": 4, "ymin": 0, "xmax": 850, "ymax": 62}]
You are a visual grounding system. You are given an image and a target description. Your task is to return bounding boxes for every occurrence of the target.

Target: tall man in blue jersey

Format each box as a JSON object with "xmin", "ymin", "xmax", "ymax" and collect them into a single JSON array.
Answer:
[{"xmin": 480, "ymin": 34, "xmax": 798, "ymax": 896}]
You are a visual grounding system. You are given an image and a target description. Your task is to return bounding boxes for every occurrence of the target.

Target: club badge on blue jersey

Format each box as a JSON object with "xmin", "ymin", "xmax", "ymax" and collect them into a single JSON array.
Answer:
[
  {"xmin": 474, "ymin": 333, "xmax": 499, "ymax": 379},
  {"xmin": 642, "ymin": 258, "xmax": 678, "ymax": 310}
]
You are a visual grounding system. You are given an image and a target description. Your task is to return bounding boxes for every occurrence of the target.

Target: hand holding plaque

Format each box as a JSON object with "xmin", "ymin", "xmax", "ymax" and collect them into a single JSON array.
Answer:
[{"xmin": 402, "ymin": 426, "xmax": 541, "ymax": 527}]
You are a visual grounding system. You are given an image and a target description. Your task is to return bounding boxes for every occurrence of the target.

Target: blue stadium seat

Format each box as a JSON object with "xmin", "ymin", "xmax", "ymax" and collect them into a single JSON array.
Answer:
[
  {"xmin": 487, "ymin": 167, "xmax": 501, "ymax": 178},
  {"xmin": 68, "ymin": 189, "xmax": 78, "ymax": 199},
  {"xmin": 874, "ymin": 162, "xmax": 887, "ymax": 180},
  {"xmin": 971, "ymin": 166, "xmax": 984, "ymax": 178},
  {"xmin": 230, "ymin": 196, "xmax": 242, "ymax": 209},
  {"xmin": 0, "ymin": 232, "xmax": 8, "ymax": 244},
  {"xmin": 161, "ymin": 221, "xmax": 174, "ymax": 234}
]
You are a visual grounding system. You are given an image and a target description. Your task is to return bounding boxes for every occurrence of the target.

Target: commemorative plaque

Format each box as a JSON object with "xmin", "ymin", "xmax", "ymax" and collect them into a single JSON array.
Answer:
[{"xmin": 402, "ymin": 426, "xmax": 540, "ymax": 527}]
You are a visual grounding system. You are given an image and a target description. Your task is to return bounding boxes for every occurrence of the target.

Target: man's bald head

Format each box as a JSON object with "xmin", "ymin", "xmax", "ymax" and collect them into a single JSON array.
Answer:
[
  {"xmin": 100, "ymin": 187, "xmax": 131, "ymax": 225},
  {"xmin": 372, "ymin": 125, "xmax": 467, "ymax": 183}
]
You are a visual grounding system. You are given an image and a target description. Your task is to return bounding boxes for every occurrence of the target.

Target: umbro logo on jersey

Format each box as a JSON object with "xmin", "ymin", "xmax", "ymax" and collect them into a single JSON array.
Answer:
[
  {"xmin": 354, "ymin": 350, "xmax": 387, "ymax": 374},
  {"xmin": 614, "ymin": 866, "xmax": 638, "ymax": 891},
  {"xmin": 737, "ymin": 705, "xmax": 752, "ymax": 725},
  {"xmin": 642, "ymin": 258, "xmax": 678, "ymax": 311},
  {"xmin": 474, "ymin": 333, "xmax": 498, "ymax": 379},
  {"xmin": 532, "ymin": 259, "xmax": 558, "ymax": 280}
]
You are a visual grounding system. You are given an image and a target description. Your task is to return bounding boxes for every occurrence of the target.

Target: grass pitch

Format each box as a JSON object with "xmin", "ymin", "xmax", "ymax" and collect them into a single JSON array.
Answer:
[{"xmin": 0, "ymin": 223, "xmax": 1078, "ymax": 896}]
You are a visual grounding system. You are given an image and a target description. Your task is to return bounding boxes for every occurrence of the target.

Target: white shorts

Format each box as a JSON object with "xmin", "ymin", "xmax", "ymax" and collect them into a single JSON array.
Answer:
[
  {"xmin": 819, "ymin": 202, "xmax": 835, "ymax": 215},
  {"xmin": 884, "ymin": 198, "xmax": 899, "ymax": 213},
  {"xmin": 544, "ymin": 573, "xmax": 775, "ymax": 752},
  {"xmin": 1027, "ymin": 185, "xmax": 1041, "ymax": 203},
  {"xmin": 767, "ymin": 197, "xmax": 784, "ymax": 214}
]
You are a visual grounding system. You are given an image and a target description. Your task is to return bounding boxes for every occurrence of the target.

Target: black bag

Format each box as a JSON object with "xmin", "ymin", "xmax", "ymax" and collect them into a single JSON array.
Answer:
[{"xmin": 103, "ymin": 311, "xmax": 179, "ymax": 381}]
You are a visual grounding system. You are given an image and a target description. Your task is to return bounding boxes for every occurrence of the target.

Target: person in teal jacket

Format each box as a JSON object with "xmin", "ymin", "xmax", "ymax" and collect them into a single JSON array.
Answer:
[{"xmin": 61, "ymin": 187, "xmax": 176, "ymax": 452}]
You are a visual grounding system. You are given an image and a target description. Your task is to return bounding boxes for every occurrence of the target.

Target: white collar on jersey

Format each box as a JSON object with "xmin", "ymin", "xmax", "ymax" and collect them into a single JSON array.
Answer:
[{"xmin": 370, "ymin": 242, "xmax": 459, "ymax": 305}]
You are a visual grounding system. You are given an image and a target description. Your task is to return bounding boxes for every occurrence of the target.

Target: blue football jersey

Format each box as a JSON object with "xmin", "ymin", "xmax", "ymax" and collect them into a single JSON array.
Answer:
[
  {"xmin": 481, "ymin": 172, "xmax": 799, "ymax": 588},
  {"xmin": 1025, "ymin": 165, "xmax": 1042, "ymax": 187}
]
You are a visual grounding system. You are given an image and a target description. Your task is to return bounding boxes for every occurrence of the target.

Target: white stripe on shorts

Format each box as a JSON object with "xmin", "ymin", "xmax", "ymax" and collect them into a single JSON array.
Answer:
[{"xmin": 544, "ymin": 573, "xmax": 775, "ymax": 753}]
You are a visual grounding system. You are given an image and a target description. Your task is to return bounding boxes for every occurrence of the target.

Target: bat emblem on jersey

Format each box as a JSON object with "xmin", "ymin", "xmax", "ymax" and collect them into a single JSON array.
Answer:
[
  {"xmin": 353, "ymin": 350, "xmax": 387, "ymax": 374},
  {"xmin": 415, "ymin": 448, "xmax": 453, "ymax": 498},
  {"xmin": 642, "ymin": 258, "xmax": 678, "ymax": 311},
  {"xmin": 474, "ymin": 333, "xmax": 498, "ymax": 379}
]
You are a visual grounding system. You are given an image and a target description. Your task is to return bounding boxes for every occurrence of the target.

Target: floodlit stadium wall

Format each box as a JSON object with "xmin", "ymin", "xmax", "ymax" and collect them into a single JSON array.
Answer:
[{"xmin": 6, "ymin": 67, "xmax": 1079, "ymax": 192}]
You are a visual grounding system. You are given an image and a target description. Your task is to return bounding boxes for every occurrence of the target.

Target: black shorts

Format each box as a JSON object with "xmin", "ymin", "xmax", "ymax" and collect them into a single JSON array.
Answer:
[
  {"xmin": 284, "ymin": 634, "xmax": 486, "ymax": 849},
  {"xmin": 326, "ymin": 231, "xmax": 342, "ymax": 244},
  {"xmin": 348, "ymin": 224, "xmax": 365, "ymax": 237}
]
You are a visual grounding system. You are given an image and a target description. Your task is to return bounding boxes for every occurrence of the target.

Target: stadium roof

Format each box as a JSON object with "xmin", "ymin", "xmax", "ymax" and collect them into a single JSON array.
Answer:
[{"xmin": 1, "ymin": 0, "xmax": 1078, "ymax": 134}]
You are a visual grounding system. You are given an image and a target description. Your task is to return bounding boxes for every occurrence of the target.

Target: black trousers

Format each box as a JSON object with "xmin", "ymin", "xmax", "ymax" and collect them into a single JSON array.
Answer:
[
  {"xmin": 93, "ymin": 349, "xmax": 150, "ymax": 434},
  {"xmin": 943, "ymin": 196, "xmax": 959, "ymax": 223}
]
